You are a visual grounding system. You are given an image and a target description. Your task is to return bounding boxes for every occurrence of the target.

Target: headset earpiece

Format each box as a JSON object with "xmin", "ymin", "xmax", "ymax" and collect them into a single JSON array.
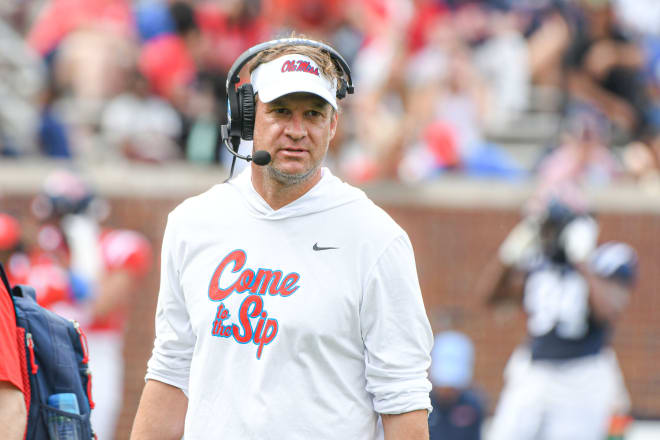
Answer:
[
  {"xmin": 238, "ymin": 84, "xmax": 255, "ymax": 140},
  {"xmin": 336, "ymin": 78, "xmax": 348, "ymax": 100},
  {"xmin": 227, "ymin": 80, "xmax": 241, "ymax": 141}
]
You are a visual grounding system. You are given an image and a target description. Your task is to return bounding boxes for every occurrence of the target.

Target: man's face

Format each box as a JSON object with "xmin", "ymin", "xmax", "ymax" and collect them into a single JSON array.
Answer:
[{"xmin": 252, "ymin": 92, "xmax": 338, "ymax": 185}]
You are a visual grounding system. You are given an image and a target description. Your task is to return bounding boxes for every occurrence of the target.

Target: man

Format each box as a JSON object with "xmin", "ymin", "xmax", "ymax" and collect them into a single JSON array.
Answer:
[
  {"xmin": 428, "ymin": 331, "xmax": 484, "ymax": 440},
  {"xmin": 0, "ymin": 261, "xmax": 27, "ymax": 440},
  {"xmin": 477, "ymin": 200, "xmax": 636, "ymax": 440},
  {"xmin": 131, "ymin": 39, "xmax": 433, "ymax": 439}
]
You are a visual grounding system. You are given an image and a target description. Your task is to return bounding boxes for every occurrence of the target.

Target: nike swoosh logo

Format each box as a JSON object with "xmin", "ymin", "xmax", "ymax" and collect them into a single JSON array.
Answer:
[{"xmin": 313, "ymin": 243, "xmax": 339, "ymax": 251}]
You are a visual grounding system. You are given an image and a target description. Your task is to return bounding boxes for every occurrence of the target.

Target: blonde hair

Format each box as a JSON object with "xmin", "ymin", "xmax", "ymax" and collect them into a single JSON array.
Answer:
[{"xmin": 248, "ymin": 39, "xmax": 345, "ymax": 88}]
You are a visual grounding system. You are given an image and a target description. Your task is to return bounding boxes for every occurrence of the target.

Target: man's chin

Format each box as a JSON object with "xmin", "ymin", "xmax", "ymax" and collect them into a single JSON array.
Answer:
[{"xmin": 267, "ymin": 164, "xmax": 317, "ymax": 186}]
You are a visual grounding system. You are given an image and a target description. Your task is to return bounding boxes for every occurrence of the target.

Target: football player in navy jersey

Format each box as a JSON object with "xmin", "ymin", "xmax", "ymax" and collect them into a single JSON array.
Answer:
[{"xmin": 477, "ymin": 200, "xmax": 637, "ymax": 440}]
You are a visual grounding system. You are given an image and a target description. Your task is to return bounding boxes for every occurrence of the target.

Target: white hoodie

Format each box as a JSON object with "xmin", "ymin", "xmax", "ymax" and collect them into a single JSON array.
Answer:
[{"xmin": 146, "ymin": 167, "xmax": 433, "ymax": 439}]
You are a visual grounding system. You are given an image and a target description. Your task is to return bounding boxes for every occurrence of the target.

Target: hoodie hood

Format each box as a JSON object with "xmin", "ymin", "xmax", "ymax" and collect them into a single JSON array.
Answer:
[{"xmin": 227, "ymin": 167, "xmax": 367, "ymax": 220}]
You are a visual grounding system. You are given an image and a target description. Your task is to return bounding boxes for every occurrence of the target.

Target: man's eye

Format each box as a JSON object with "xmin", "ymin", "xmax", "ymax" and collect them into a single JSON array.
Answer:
[
  {"xmin": 272, "ymin": 108, "xmax": 289, "ymax": 115},
  {"xmin": 306, "ymin": 110, "xmax": 322, "ymax": 117}
]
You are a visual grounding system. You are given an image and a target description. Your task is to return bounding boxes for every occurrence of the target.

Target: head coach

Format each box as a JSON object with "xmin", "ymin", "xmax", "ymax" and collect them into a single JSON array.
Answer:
[{"xmin": 130, "ymin": 37, "xmax": 434, "ymax": 440}]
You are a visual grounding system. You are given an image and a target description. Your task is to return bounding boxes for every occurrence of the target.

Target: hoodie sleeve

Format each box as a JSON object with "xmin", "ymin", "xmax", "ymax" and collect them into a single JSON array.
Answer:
[
  {"xmin": 360, "ymin": 233, "xmax": 433, "ymax": 414},
  {"xmin": 145, "ymin": 211, "xmax": 195, "ymax": 393}
]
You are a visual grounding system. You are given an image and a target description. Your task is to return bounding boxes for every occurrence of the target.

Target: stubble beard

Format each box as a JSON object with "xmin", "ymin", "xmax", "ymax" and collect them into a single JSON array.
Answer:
[{"xmin": 266, "ymin": 163, "xmax": 319, "ymax": 186}]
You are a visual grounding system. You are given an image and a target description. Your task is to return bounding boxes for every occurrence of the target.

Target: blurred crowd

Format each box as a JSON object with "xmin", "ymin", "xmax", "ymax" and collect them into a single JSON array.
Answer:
[{"xmin": 1, "ymin": 0, "xmax": 660, "ymax": 189}]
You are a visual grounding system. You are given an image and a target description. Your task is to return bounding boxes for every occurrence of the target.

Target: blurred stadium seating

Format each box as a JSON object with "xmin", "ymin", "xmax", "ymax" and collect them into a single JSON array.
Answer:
[{"xmin": 1, "ymin": 0, "xmax": 660, "ymax": 438}]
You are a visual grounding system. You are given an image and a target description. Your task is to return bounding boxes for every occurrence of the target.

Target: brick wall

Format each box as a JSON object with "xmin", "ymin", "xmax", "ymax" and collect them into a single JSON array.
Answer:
[{"xmin": 3, "ymin": 193, "xmax": 659, "ymax": 439}]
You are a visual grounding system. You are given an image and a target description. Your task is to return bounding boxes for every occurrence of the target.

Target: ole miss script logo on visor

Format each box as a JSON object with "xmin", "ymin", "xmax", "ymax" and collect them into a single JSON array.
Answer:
[
  {"xmin": 281, "ymin": 59, "xmax": 319, "ymax": 76},
  {"xmin": 207, "ymin": 249, "xmax": 300, "ymax": 359}
]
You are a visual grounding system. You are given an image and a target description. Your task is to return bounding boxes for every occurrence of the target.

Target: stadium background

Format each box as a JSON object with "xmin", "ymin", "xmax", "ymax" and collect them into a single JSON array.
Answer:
[{"xmin": 2, "ymin": 0, "xmax": 660, "ymax": 438}]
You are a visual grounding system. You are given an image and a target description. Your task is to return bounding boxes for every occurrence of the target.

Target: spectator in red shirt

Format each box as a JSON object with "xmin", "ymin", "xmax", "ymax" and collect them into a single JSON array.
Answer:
[
  {"xmin": 196, "ymin": 0, "xmax": 272, "ymax": 73},
  {"xmin": 27, "ymin": 0, "xmax": 134, "ymax": 59},
  {"xmin": 0, "ymin": 268, "xmax": 27, "ymax": 440}
]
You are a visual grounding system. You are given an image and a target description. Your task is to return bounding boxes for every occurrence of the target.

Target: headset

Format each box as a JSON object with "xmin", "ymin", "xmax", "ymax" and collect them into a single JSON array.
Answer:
[{"xmin": 220, "ymin": 38, "xmax": 354, "ymax": 179}]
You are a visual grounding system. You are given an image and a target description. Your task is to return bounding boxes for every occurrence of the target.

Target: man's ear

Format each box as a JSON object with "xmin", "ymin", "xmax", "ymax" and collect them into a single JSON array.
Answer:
[{"xmin": 329, "ymin": 110, "xmax": 338, "ymax": 140}]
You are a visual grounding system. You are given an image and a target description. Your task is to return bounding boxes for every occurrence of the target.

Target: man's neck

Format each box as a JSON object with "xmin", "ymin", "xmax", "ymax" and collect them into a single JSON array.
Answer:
[{"xmin": 251, "ymin": 165, "xmax": 322, "ymax": 210}]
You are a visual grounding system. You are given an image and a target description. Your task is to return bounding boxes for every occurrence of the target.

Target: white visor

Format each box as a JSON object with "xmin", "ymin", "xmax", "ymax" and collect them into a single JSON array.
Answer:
[{"xmin": 250, "ymin": 54, "xmax": 338, "ymax": 110}]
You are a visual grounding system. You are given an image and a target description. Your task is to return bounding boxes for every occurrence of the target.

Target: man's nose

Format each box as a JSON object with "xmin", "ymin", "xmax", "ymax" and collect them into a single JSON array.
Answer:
[{"xmin": 284, "ymin": 112, "xmax": 306, "ymax": 140}]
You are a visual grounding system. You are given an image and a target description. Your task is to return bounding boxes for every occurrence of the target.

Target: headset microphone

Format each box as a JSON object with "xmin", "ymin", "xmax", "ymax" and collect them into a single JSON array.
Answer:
[
  {"xmin": 220, "ymin": 125, "xmax": 271, "ymax": 181},
  {"xmin": 251, "ymin": 150, "xmax": 272, "ymax": 165}
]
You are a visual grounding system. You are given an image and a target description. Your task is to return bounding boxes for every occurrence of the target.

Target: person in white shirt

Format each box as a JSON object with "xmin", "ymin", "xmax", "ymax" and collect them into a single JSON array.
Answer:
[{"xmin": 130, "ymin": 37, "xmax": 434, "ymax": 440}]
